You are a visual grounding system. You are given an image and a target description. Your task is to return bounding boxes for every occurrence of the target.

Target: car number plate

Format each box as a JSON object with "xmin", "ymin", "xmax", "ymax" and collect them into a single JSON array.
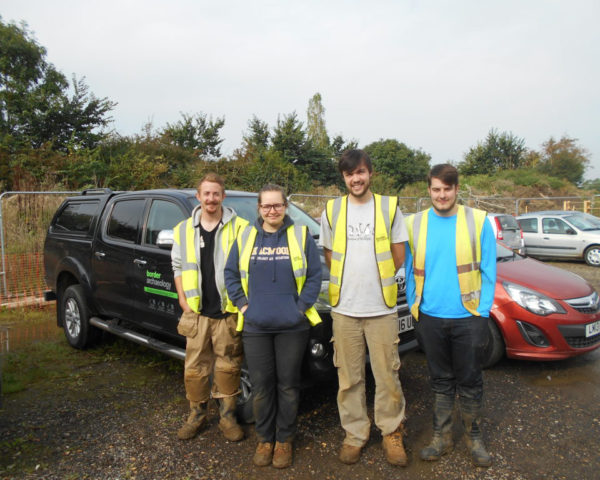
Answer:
[
  {"xmin": 399, "ymin": 314, "xmax": 414, "ymax": 333},
  {"xmin": 585, "ymin": 320, "xmax": 600, "ymax": 338}
]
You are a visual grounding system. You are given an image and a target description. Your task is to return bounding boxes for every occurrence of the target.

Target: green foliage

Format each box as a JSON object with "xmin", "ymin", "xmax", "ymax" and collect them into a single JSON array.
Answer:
[
  {"xmin": 242, "ymin": 115, "xmax": 270, "ymax": 150},
  {"xmin": 459, "ymin": 129, "xmax": 527, "ymax": 175},
  {"xmin": 0, "ymin": 19, "xmax": 115, "ymax": 154},
  {"xmin": 462, "ymin": 168, "xmax": 569, "ymax": 192},
  {"xmin": 370, "ymin": 173, "xmax": 398, "ymax": 196},
  {"xmin": 1, "ymin": 27, "xmax": 594, "ymax": 202},
  {"xmin": 104, "ymin": 148, "xmax": 170, "ymax": 190},
  {"xmin": 226, "ymin": 148, "xmax": 310, "ymax": 193},
  {"xmin": 160, "ymin": 112, "xmax": 225, "ymax": 158},
  {"xmin": 364, "ymin": 138, "xmax": 431, "ymax": 191},
  {"xmin": 2, "ymin": 340, "xmax": 70, "ymax": 393},
  {"xmin": 331, "ymin": 134, "xmax": 358, "ymax": 158},
  {"xmin": 536, "ymin": 136, "xmax": 589, "ymax": 185},
  {"xmin": 582, "ymin": 178, "xmax": 600, "ymax": 193},
  {"xmin": 306, "ymin": 92, "xmax": 329, "ymax": 150},
  {"xmin": 272, "ymin": 112, "xmax": 306, "ymax": 164},
  {"xmin": 271, "ymin": 110, "xmax": 338, "ymax": 186}
]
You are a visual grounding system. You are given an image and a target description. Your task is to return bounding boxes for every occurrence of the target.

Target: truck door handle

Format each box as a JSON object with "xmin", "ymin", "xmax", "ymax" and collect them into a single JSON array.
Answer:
[
  {"xmin": 134, "ymin": 259, "xmax": 147, "ymax": 266},
  {"xmin": 94, "ymin": 251, "xmax": 106, "ymax": 259}
]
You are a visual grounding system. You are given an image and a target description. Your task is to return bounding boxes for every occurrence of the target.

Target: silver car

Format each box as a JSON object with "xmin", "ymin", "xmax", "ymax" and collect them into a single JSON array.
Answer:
[
  {"xmin": 516, "ymin": 211, "xmax": 600, "ymax": 266},
  {"xmin": 488, "ymin": 213, "xmax": 525, "ymax": 255}
]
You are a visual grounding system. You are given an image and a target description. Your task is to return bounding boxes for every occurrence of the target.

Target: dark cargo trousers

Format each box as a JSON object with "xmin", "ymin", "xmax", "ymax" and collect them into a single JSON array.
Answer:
[
  {"xmin": 242, "ymin": 329, "xmax": 310, "ymax": 443},
  {"xmin": 415, "ymin": 311, "xmax": 489, "ymax": 402}
]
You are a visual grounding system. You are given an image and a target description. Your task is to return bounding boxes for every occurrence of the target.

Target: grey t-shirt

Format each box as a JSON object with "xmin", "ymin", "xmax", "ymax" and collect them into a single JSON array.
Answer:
[{"xmin": 319, "ymin": 196, "xmax": 408, "ymax": 317}]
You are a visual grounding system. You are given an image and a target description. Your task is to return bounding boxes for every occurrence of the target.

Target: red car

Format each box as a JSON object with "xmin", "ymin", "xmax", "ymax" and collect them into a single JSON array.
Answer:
[{"xmin": 483, "ymin": 242, "xmax": 600, "ymax": 367}]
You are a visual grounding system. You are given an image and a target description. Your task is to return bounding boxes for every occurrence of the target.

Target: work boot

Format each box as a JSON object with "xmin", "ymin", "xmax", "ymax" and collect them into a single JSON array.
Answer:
[
  {"xmin": 177, "ymin": 402, "xmax": 207, "ymax": 440},
  {"xmin": 420, "ymin": 393, "xmax": 455, "ymax": 461},
  {"xmin": 382, "ymin": 424, "xmax": 408, "ymax": 466},
  {"xmin": 253, "ymin": 442, "xmax": 274, "ymax": 467},
  {"xmin": 338, "ymin": 443, "xmax": 362, "ymax": 464},
  {"xmin": 272, "ymin": 441, "xmax": 293, "ymax": 469},
  {"xmin": 460, "ymin": 397, "xmax": 492, "ymax": 468},
  {"xmin": 218, "ymin": 396, "xmax": 244, "ymax": 441}
]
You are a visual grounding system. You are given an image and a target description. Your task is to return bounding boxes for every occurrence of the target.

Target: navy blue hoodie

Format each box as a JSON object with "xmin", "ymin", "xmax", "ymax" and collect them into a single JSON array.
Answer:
[{"xmin": 225, "ymin": 215, "xmax": 322, "ymax": 333}]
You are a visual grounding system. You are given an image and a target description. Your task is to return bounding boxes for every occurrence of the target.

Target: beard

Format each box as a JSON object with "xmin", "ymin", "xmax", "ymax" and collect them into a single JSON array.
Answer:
[
  {"xmin": 432, "ymin": 196, "xmax": 457, "ymax": 215},
  {"xmin": 348, "ymin": 179, "xmax": 371, "ymax": 199}
]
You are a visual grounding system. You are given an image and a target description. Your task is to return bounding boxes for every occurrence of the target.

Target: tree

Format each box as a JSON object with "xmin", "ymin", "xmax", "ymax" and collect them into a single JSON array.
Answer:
[
  {"xmin": 271, "ymin": 112, "xmax": 306, "ymax": 164},
  {"xmin": 536, "ymin": 136, "xmax": 590, "ymax": 185},
  {"xmin": 331, "ymin": 134, "xmax": 358, "ymax": 158},
  {"xmin": 0, "ymin": 18, "xmax": 115, "ymax": 152},
  {"xmin": 306, "ymin": 93, "xmax": 329, "ymax": 150},
  {"xmin": 242, "ymin": 115, "xmax": 270, "ymax": 151},
  {"xmin": 364, "ymin": 139, "xmax": 431, "ymax": 191},
  {"xmin": 459, "ymin": 129, "xmax": 527, "ymax": 175},
  {"xmin": 582, "ymin": 178, "xmax": 600, "ymax": 193},
  {"xmin": 272, "ymin": 111, "xmax": 342, "ymax": 186},
  {"xmin": 161, "ymin": 112, "xmax": 225, "ymax": 158}
]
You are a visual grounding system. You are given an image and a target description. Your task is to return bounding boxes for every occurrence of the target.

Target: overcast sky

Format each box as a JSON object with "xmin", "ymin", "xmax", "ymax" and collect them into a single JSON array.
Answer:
[{"xmin": 3, "ymin": 0, "xmax": 599, "ymax": 178}]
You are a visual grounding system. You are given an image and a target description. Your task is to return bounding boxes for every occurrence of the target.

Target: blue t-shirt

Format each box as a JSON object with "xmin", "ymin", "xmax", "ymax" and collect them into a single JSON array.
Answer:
[{"xmin": 405, "ymin": 209, "xmax": 496, "ymax": 318}]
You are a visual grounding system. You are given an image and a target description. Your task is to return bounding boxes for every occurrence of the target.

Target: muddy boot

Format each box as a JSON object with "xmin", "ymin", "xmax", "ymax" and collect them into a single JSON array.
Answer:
[
  {"xmin": 218, "ymin": 396, "xmax": 244, "ymax": 442},
  {"xmin": 253, "ymin": 442, "xmax": 274, "ymax": 467},
  {"xmin": 420, "ymin": 393, "xmax": 455, "ymax": 461},
  {"xmin": 382, "ymin": 424, "xmax": 408, "ymax": 466},
  {"xmin": 338, "ymin": 443, "xmax": 362, "ymax": 464},
  {"xmin": 177, "ymin": 402, "xmax": 207, "ymax": 440},
  {"xmin": 460, "ymin": 398, "xmax": 492, "ymax": 468},
  {"xmin": 272, "ymin": 441, "xmax": 293, "ymax": 469}
]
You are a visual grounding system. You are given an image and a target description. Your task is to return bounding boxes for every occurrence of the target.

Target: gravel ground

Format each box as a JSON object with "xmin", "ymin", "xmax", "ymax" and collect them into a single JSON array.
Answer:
[{"xmin": 2, "ymin": 260, "xmax": 600, "ymax": 480}]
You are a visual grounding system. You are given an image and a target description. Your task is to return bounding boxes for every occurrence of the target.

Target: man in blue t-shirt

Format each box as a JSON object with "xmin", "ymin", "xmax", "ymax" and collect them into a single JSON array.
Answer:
[{"xmin": 405, "ymin": 164, "xmax": 496, "ymax": 468}]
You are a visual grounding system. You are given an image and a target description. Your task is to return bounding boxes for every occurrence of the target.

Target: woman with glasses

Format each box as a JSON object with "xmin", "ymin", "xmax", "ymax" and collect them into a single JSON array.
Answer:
[{"xmin": 225, "ymin": 184, "xmax": 322, "ymax": 469}]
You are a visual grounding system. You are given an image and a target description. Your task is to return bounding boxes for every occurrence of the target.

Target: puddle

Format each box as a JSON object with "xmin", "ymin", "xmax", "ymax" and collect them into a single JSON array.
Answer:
[
  {"xmin": 522, "ymin": 349, "xmax": 600, "ymax": 388},
  {"xmin": 527, "ymin": 372, "xmax": 595, "ymax": 387}
]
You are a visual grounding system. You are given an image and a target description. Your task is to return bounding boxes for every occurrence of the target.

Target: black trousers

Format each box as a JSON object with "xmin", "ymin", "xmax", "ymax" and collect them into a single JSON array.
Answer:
[
  {"xmin": 415, "ymin": 311, "xmax": 489, "ymax": 402},
  {"xmin": 242, "ymin": 329, "xmax": 310, "ymax": 443}
]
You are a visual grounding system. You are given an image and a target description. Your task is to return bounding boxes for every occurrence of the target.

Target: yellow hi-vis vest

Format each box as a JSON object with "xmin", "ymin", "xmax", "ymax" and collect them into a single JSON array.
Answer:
[
  {"xmin": 173, "ymin": 215, "xmax": 247, "ymax": 314},
  {"xmin": 405, "ymin": 205, "xmax": 487, "ymax": 320},
  {"xmin": 325, "ymin": 194, "xmax": 398, "ymax": 308},
  {"xmin": 236, "ymin": 224, "xmax": 322, "ymax": 332}
]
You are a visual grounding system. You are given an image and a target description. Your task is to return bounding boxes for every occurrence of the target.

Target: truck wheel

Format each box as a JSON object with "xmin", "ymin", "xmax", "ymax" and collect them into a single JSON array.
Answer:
[
  {"xmin": 481, "ymin": 318, "xmax": 505, "ymax": 369},
  {"xmin": 236, "ymin": 364, "xmax": 254, "ymax": 424},
  {"xmin": 584, "ymin": 245, "xmax": 600, "ymax": 266},
  {"xmin": 61, "ymin": 285, "xmax": 97, "ymax": 349}
]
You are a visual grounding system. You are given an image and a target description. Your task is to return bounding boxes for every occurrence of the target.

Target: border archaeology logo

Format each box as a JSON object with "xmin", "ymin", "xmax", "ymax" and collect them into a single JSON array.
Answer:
[{"xmin": 144, "ymin": 271, "xmax": 176, "ymax": 298}]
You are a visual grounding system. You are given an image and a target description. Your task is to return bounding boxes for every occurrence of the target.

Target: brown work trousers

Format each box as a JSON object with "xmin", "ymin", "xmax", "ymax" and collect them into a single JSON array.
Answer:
[
  {"xmin": 332, "ymin": 312, "xmax": 406, "ymax": 447},
  {"xmin": 177, "ymin": 312, "xmax": 243, "ymax": 405}
]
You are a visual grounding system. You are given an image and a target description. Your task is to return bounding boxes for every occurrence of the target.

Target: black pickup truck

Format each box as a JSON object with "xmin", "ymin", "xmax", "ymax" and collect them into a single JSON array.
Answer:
[{"xmin": 44, "ymin": 188, "xmax": 417, "ymax": 420}]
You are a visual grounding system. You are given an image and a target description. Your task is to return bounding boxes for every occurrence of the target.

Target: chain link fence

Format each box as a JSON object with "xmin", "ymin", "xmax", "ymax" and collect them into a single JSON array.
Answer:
[{"xmin": 1, "ymin": 190, "xmax": 599, "ymax": 308}]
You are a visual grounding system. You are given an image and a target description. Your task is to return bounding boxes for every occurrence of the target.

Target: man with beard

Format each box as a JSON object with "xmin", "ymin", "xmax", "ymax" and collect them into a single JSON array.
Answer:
[
  {"xmin": 319, "ymin": 149, "xmax": 409, "ymax": 466},
  {"xmin": 172, "ymin": 173, "xmax": 248, "ymax": 442},
  {"xmin": 404, "ymin": 164, "xmax": 496, "ymax": 467}
]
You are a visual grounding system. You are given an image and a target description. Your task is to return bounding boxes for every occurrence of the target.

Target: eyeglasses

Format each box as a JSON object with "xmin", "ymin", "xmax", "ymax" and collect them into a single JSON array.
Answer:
[{"xmin": 259, "ymin": 203, "xmax": 286, "ymax": 212}]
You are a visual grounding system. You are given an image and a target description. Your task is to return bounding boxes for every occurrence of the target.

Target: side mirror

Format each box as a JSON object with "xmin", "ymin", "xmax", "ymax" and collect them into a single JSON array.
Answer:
[
  {"xmin": 566, "ymin": 228, "xmax": 577, "ymax": 235},
  {"xmin": 157, "ymin": 229, "xmax": 174, "ymax": 249}
]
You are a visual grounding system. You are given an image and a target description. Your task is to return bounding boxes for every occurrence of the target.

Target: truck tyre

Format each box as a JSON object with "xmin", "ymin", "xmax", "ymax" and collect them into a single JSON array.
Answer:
[
  {"xmin": 61, "ymin": 285, "xmax": 98, "ymax": 349},
  {"xmin": 481, "ymin": 318, "xmax": 504, "ymax": 369},
  {"xmin": 236, "ymin": 364, "xmax": 254, "ymax": 424}
]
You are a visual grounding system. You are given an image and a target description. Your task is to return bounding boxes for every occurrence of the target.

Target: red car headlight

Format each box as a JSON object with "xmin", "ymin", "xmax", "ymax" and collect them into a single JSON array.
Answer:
[{"xmin": 502, "ymin": 281, "xmax": 566, "ymax": 316}]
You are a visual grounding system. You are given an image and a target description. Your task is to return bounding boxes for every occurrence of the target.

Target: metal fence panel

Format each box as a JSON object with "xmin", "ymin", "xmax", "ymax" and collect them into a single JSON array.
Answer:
[
  {"xmin": 0, "ymin": 191, "xmax": 78, "ymax": 307},
  {"xmin": 2, "ymin": 190, "xmax": 599, "ymax": 308}
]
